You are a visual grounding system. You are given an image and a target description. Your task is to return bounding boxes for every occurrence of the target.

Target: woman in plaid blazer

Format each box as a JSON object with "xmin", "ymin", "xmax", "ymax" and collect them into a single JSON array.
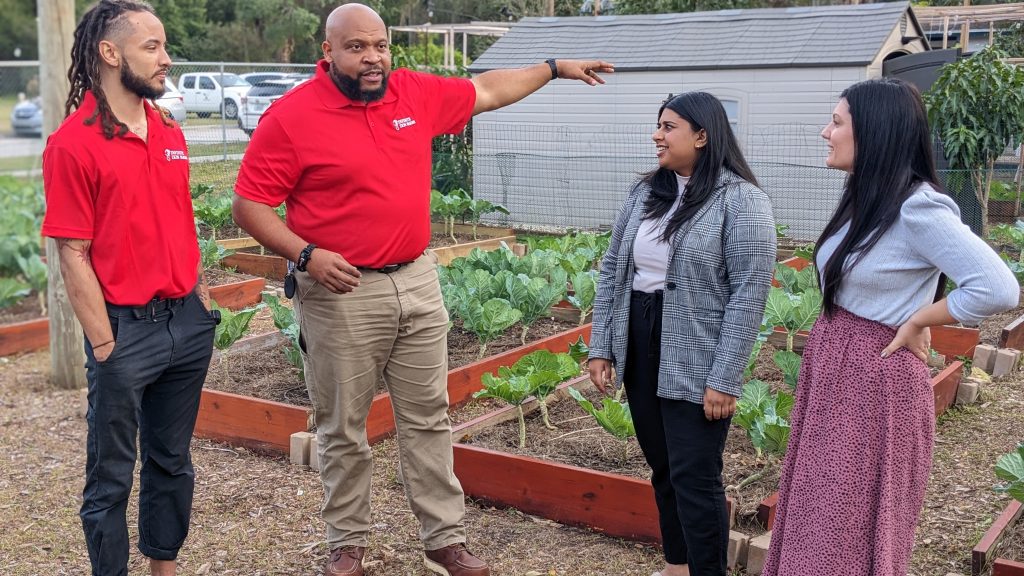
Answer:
[{"xmin": 588, "ymin": 92, "xmax": 776, "ymax": 576}]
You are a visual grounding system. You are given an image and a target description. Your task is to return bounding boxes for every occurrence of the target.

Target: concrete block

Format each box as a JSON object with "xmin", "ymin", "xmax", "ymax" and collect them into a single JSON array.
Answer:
[
  {"xmin": 728, "ymin": 530, "xmax": 750, "ymax": 569},
  {"xmin": 309, "ymin": 434, "xmax": 321, "ymax": 472},
  {"xmin": 289, "ymin": 431, "xmax": 314, "ymax": 466},
  {"xmin": 511, "ymin": 243, "xmax": 527, "ymax": 257},
  {"xmin": 746, "ymin": 531, "xmax": 772, "ymax": 575},
  {"xmin": 955, "ymin": 379, "xmax": 980, "ymax": 405},
  {"xmin": 973, "ymin": 344, "xmax": 998, "ymax": 374},
  {"xmin": 927, "ymin": 353, "xmax": 946, "ymax": 369},
  {"xmin": 993, "ymin": 348, "xmax": 1021, "ymax": 377}
]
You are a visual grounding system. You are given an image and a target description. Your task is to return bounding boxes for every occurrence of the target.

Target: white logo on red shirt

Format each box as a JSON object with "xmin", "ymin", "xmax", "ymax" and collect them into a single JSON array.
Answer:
[
  {"xmin": 164, "ymin": 149, "xmax": 188, "ymax": 161},
  {"xmin": 392, "ymin": 117, "xmax": 416, "ymax": 131}
]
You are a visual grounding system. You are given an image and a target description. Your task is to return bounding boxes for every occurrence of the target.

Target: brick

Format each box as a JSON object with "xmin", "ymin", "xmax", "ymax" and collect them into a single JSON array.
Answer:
[
  {"xmin": 955, "ymin": 379, "xmax": 980, "ymax": 405},
  {"xmin": 927, "ymin": 353, "xmax": 946, "ymax": 369},
  {"xmin": 993, "ymin": 348, "xmax": 1021, "ymax": 377},
  {"xmin": 728, "ymin": 530, "xmax": 750, "ymax": 569},
  {"xmin": 309, "ymin": 434, "xmax": 321, "ymax": 472},
  {"xmin": 746, "ymin": 531, "xmax": 772, "ymax": 575},
  {"xmin": 289, "ymin": 431, "xmax": 314, "ymax": 466},
  {"xmin": 973, "ymin": 344, "xmax": 998, "ymax": 374},
  {"xmin": 511, "ymin": 243, "xmax": 527, "ymax": 257}
]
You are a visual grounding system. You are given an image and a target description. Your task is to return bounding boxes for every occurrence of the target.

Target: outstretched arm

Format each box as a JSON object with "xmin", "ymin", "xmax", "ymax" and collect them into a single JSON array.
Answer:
[{"xmin": 471, "ymin": 59, "xmax": 614, "ymax": 116}]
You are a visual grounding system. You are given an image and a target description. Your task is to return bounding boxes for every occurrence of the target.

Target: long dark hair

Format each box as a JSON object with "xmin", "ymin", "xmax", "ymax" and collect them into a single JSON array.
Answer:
[
  {"xmin": 65, "ymin": 0, "xmax": 163, "ymax": 139},
  {"xmin": 642, "ymin": 92, "xmax": 758, "ymax": 243},
  {"xmin": 814, "ymin": 77, "xmax": 941, "ymax": 316}
]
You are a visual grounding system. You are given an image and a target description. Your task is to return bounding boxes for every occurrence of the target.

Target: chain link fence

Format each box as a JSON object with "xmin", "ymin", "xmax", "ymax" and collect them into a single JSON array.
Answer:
[{"xmin": 2, "ymin": 61, "xmax": 1020, "ymax": 238}]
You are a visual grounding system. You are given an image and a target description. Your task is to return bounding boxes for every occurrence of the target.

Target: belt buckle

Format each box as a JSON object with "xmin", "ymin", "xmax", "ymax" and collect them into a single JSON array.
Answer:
[{"xmin": 379, "ymin": 264, "xmax": 402, "ymax": 274}]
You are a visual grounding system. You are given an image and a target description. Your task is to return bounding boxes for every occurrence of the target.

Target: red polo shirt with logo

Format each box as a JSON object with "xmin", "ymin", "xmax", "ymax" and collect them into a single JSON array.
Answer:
[
  {"xmin": 234, "ymin": 60, "xmax": 476, "ymax": 268},
  {"xmin": 41, "ymin": 91, "xmax": 198, "ymax": 306}
]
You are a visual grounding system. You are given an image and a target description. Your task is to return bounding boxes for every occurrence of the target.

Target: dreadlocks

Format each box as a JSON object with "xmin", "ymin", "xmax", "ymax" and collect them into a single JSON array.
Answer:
[{"xmin": 65, "ymin": 0, "xmax": 169, "ymax": 140}]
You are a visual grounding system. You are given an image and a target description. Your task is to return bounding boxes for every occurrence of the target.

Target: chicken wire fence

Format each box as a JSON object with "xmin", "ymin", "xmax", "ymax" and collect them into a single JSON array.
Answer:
[{"xmin": 1, "ymin": 61, "xmax": 1015, "ymax": 238}]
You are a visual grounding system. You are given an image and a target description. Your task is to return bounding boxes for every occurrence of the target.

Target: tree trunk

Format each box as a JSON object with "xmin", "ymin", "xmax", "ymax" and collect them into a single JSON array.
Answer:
[
  {"xmin": 38, "ymin": 0, "xmax": 87, "ymax": 390},
  {"xmin": 975, "ymin": 166, "xmax": 991, "ymax": 238}
]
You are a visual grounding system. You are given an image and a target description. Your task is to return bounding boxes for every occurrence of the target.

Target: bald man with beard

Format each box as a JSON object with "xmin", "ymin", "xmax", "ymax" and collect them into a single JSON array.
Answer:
[{"xmin": 233, "ymin": 4, "xmax": 613, "ymax": 575}]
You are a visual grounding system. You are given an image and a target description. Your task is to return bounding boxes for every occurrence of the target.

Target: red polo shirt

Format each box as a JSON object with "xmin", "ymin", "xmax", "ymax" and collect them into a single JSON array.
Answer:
[
  {"xmin": 234, "ymin": 60, "xmax": 476, "ymax": 268},
  {"xmin": 41, "ymin": 91, "xmax": 198, "ymax": 306}
]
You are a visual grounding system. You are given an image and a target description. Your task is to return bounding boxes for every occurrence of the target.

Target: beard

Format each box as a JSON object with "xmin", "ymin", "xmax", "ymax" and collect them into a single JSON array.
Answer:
[
  {"xmin": 329, "ymin": 61, "xmax": 388, "ymax": 103},
  {"xmin": 121, "ymin": 59, "xmax": 166, "ymax": 100}
]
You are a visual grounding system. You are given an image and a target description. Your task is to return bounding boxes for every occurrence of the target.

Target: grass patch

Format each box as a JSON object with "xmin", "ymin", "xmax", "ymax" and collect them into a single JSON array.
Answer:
[
  {"xmin": 0, "ymin": 95, "xmax": 17, "ymax": 134},
  {"xmin": 190, "ymin": 159, "xmax": 240, "ymax": 190},
  {"xmin": 0, "ymin": 155, "xmax": 39, "ymax": 173},
  {"xmin": 189, "ymin": 141, "xmax": 246, "ymax": 158}
]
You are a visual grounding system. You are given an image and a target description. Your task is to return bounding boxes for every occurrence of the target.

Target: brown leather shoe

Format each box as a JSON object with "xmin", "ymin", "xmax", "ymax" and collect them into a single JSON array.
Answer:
[
  {"xmin": 423, "ymin": 543, "xmax": 490, "ymax": 576},
  {"xmin": 326, "ymin": 545, "xmax": 365, "ymax": 576}
]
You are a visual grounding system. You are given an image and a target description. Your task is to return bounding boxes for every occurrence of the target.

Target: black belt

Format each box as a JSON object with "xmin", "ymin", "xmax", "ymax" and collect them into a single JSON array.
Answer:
[
  {"xmin": 357, "ymin": 261, "xmax": 414, "ymax": 274},
  {"xmin": 107, "ymin": 295, "xmax": 188, "ymax": 320}
]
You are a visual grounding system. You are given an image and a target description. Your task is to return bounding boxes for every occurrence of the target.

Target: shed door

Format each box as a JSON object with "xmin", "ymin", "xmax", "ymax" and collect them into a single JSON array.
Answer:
[{"xmin": 882, "ymin": 49, "xmax": 959, "ymax": 93}]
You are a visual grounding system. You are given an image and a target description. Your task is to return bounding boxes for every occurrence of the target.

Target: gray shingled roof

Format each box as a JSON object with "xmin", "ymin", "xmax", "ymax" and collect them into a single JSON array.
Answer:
[{"xmin": 469, "ymin": 2, "xmax": 924, "ymax": 72}]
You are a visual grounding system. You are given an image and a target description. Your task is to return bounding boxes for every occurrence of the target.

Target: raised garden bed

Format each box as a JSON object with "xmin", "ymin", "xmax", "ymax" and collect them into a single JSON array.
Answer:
[
  {"xmin": 192, "ymin": 321, "xmax": 591, "ymax": 454},
  {"xmin": 974, "ymin": 501, "xmax": 1024, "ymax": 576},
  {"xmin": 1000, "ymin": 312, "xmax": 1024, "ymax": 351}
]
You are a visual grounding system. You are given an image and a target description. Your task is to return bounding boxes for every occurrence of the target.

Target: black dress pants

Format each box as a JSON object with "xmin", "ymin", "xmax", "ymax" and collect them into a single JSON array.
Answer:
[{"xmin": 623, "ymin": 290, "xmax": 731, "ymax": 576}]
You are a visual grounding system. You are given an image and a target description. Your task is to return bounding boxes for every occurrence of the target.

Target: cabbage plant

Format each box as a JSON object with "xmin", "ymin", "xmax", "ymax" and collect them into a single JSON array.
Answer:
[
  {"xmin": 996, "ymin": 443, "xmax": 1024, "ymax": 503},
  {"xmin": 567, "ymin": 386, "xmax": 635, "ymax": 464}
]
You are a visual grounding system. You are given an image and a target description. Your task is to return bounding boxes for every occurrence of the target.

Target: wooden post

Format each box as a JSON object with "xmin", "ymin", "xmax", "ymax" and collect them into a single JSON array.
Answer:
[
  {"xmin": 38, "ymin": 0, "xmax": 86, "ymax": 390},
  {"xmin": 961, "ymin": 0, "xmax": 971, "ymax": 50},
  {"xmin": 546, "ymin": 0, "xmax": 555, "ymax": 16},
  {"xmin": 943, "ymin": 15, "xmax": 950, "ymax": 49}
]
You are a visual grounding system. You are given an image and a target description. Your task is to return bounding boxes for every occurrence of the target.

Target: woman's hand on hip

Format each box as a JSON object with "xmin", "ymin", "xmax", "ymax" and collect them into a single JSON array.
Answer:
[
  {"xmin": 704, "ymin": 387, "xmax": 736, "ymax": 420},
  {"xmin": 881, "ymin": 321, "xmax": 931, "ymax": 362},
  {"xmin": 587, "ymin": 358, "xmax": 613, "ymax": 395}
]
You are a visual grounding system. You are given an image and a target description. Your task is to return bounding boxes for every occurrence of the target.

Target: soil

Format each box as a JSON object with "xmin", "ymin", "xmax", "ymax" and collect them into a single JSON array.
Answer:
[
  {"xmin": 203, "ymin": 316, "xmax": 580, "ymax": 407},
  {"xmin": 204, "ymin": 268, "xmax": 252, "ymax": 287},
  {"xmin": 979, "ymin": 295, "xmax": 1024, "ymax": 346},
  {"xmin": 0, "ymin": 291, "xmax": 45, "ymax": 324}
]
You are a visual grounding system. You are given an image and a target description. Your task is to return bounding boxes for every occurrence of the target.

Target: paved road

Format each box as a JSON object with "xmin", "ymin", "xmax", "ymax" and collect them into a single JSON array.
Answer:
[{"xmin": 0, "ymin": 134, "xmax": 44, "ymax": 158}]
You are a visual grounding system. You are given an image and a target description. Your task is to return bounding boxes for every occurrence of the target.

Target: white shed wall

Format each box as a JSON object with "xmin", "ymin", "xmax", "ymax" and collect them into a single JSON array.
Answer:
[{"xmin": 472, "ymin": 65, "xmax": 868, "ymax": 239}]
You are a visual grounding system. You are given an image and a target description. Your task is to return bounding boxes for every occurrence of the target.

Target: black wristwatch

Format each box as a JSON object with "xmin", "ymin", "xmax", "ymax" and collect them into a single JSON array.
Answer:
[
  {"xmin": 296, "ymin": 243, "xmax": 317, "ymax": 272},
  {"xmin": 545, "ymin": 58, "xmax": 558, "ymax": 80}
]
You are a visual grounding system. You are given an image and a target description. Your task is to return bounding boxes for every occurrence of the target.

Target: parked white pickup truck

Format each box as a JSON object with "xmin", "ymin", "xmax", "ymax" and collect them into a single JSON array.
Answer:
[{"xmin": 177, "ymin": 72, "xmax": 251, "ymax": 119}]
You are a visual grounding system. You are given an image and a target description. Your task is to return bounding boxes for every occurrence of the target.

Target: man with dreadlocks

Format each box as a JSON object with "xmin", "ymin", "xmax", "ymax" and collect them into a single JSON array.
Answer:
[
  {"xmin": 232, "ymin": 3, "xmax": 612, "ymax": 576},
  {"xmin": 40, "ymin": 2, "xmax": 218, "ymax": 575}
]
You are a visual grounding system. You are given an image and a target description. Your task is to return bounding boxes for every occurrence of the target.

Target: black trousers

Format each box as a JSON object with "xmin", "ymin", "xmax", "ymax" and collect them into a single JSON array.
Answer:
[
  {"xmin": 624, "ymin": 290, "xmax": 731, "ymax": 575},
  {"xmin": 81, "ymin": 292, "xmax": 215, "ymax": 576}
]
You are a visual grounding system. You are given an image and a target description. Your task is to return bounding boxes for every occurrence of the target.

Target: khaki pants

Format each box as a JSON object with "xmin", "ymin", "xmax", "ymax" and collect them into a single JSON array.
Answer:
[{"xmin": 294, "ymin": 251, "xmax": 466, "ymax": 550}]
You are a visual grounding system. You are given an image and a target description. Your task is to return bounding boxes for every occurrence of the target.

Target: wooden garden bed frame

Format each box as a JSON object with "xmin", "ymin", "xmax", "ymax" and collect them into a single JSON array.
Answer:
[
  {"xmin": 1000, "ymin": 312, "xmax": 1024, "ymax": 351},
  {"xmin": 0, "ymin": 275, "xmax": 265, "ymax": 357},
  {"xmin": 973, "ymin": 500, "xmax": 1024, "ymax": 576},
  {"xmin": 192, "ymin": 324, "xmax": 591, "ymax": 453}
]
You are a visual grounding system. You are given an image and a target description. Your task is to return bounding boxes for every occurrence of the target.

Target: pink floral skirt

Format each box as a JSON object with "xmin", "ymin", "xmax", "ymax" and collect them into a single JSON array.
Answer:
[{"xmin": 762, "ymin": 307, "xmax": 934, "ymax": 576}]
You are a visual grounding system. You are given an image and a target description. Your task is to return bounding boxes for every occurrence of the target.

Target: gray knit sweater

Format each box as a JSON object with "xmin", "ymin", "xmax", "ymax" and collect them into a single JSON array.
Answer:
[{"xmin": 816, "ymin": 183, "xmax": 1019, "ymax": 327}]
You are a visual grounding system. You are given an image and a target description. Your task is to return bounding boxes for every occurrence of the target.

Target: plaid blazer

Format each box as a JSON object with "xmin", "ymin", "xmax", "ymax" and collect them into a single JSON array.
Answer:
[{"xmin": 588, "ymin": 170, "xmax": 777, "ymax": 402}]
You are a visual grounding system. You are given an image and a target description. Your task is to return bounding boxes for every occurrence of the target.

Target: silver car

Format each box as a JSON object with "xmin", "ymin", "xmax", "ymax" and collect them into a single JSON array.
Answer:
[
  {"xmin": 10, "ymin": 97, "xmax": 42, "ymax": 137},
  {"xmin": 237, "ymin": 78, "xmax": 307, "ymax": 136},
  {"xmin": 154, "ymin": 78, "xmax": 186, "ymax": 124}
]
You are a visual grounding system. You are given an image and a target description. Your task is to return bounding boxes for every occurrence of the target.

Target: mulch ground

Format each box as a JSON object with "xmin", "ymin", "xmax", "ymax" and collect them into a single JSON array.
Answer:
[{"xmin": 0, "ymin": 292, "xmax": 44, "ymax": 324}]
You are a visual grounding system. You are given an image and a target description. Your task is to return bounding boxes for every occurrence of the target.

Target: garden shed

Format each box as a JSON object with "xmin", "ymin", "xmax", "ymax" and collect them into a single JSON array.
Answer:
[{"xmin": 468, "ymin": 1, "xmax": 930, "ymax": 239}]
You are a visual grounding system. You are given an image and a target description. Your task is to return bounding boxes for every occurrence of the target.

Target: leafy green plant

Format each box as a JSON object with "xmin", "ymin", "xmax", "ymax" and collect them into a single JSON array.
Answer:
[
  {"xmin": 192, "ymin": 194, "xmax": 234, "ymax": 240},
  {"xmin": 263, "ymin": 293, "xmax": 304, "ymax": 380},
  {"xmin": 567, "ymin": 386, "xmax": 635, "ymax": 463},
  {"xmin": 0, "ymin": 277, "xmax": 30, "ymax": 308},
  {"xmin": 198, "ymin": 236, "xmax": 236, "ymax": 270},
  {"xmin": 567, "ymin": 270, "xmax": 598, "ymax": 326},
  {"xmin": 430, "ymin": 188, "xmax": 472, "ymax": 241},
  {"xmin": 15, "ymin": 253, "xmax": 47, "ymax": 315},
  {"xmin": 774, "ymin": 263, "xmax": 817, "ymax": 295},
  {"xmin": 772, "ymin": 350, "xmax": 801, "ymax": 390},
  {"xmin": 989, "ymin": 180, "xmax": 1019, "ymax": 202},
  {"xmin": 507, "ymin": 350, "xmax": 580, "ymax": 430},
  {"xmin": 734, "ymin": 380, "xmax": 794, "ymax": 462},
  {"xmin": 212, "ymin": 302, "xmax": 264, "ymax": 351},
  {"xmin": 191, "ymin": 183, "xmax": 215, "ymax": 200},
  {"xmin": 0, "ymin": 177, "xmax": 45, "ymax": 278},
  {"xmin": 504, "ymin": 273, "xmax": 566, "ymax": 345},
  {"xmin": 995, "ymin": 443, "xmax": 1024, "ymax": 503},
  {"xmin": 568, "ymin": 336, "xmax": 590, "ymax": 365},
  {"xmin": 775, "ymin": 223, "xmax": 790, "ymax": 239},
  {"xmin": 465, "ymin": 198, "xmax": 510, "ymax": 240},
  {"xmin": 793, "ymin": 243, "xmax": 815, "ymax": 261},
  {"xmin": 763, "ymin": 287, "xmax": 821, "ymax": 353},
  {"xmin": 925, "ymin": 46, "xmax": 1024, "ymax": 236},
  {"xmin": 457, "ymin": 297, "xmax": 522, "ymax": 359}
]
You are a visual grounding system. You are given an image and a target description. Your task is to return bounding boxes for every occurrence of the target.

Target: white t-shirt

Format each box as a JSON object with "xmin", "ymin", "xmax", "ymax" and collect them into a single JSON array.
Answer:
[{"xmin": 632, "ymin": 174, "xmax": 688, "ymax": 293}]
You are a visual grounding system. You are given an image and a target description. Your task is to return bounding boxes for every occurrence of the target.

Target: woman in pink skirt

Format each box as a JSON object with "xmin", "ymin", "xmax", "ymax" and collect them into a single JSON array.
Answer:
[{"xmin": 762, "ymin": 78, "xmax": 1019, "ymax": 576}]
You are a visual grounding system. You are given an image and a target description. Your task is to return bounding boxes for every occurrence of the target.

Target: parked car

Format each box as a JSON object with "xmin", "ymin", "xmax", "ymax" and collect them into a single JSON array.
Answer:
[
  {"xmin": 154, "ymin": 77, "xmax": 186, "ymax": 124},
  {"xmin": 10, "ymin": 97, "xmax": 42, "ymax": 137},
  {"xmin": 177, "ymin": 72, "xmax": 251, "ymax": 119},
  {"xmin": 239, "ymin": 71, "xmax": 290, "ymax": 85},
  {"xmin": 237, "ymin": 78, "xmax": 307, "ymax": 136}
]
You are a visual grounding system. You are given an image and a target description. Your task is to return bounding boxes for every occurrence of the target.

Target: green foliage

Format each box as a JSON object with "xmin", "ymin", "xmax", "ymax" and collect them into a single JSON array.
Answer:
[
  {"xmin": 430, "ymin": 189, "xmax": 472, "ymax": 240},
  {"xmin": 0, "ymin": 177, "xmax": 45, "ymax": 278},
  {"xmin": 212, "ymin": 302, "xmax": 264, "ymax": 351},
  {"xmin": 568, "ymin": 336, "xmax": 590, "ymax": 365},
  {"xmin": 567, "ymin": 270, "xmax": 598, "ymax": 326},
  {"xmin": 734, "ymin": 379, "xmax": 794, "ymax": 459},
  {"xmin": 775, "ymin": 223, "xmax": 790, "ymax": 239},
  {"xmin": 989, "ymin": 180, "xmax": 1020, "ymax": 201},
  {"xmin": 198, "ymin": 236, "xmax": 236, "ymax": 270},
  {"xmin": 191, "ymin": 183, "xmax": 215, "ymax": 200},
  {"xmin": 567, "ymin": 386, "xmax": 635, "ymax": 440},
  {"xmin": 522, "ymin": 231, "xmax": 610, "ymax": 274},
  {"xmin": 763, "ymin": 286, "xmax": 821, "ymax": 352},
  {"xmin": 773, "ymin": 263, "xmax": 817, "ymax": 295},
  {"xmin": 505, "ymin": 273, "xmax": 566, "ymax": 344},
  {"xmin": 466, "ymin": 199, "xmax": 510, "ymax": 240},
  {"xmin": 0, "ymin": 277, "xmax": 30, "ymax": 308},
  {"xmin": 263, "ymin": 292, "xmax": 304, "ymax": 380},
  {"xmin": 994, "ymin": 21, "xmax": 1024, "ymax": 59},
  {"xmin": 793, "ymin": 243, "xmax": 815, "ymax": 261},
  {"xmin": 458, "ymin": 297, "xmax": 522, "ymax": 359},
  {"xmin": 15, "ymin": 253, "xmax": 47, "ymax": 315},
  {"xmin": 995, "ymin": 443, "xmax": 1024, "ymax": 503},
  {"xmin": 193, "ymin": 194, "xmax": 234, "ymax": 240},
  {"xmin": 925, "ymin": 46, "xmax": 1024, "ymax": 233},
  {"xmin": 773, "ymin": 349, "xmax": 801, "ymax": 390}
]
